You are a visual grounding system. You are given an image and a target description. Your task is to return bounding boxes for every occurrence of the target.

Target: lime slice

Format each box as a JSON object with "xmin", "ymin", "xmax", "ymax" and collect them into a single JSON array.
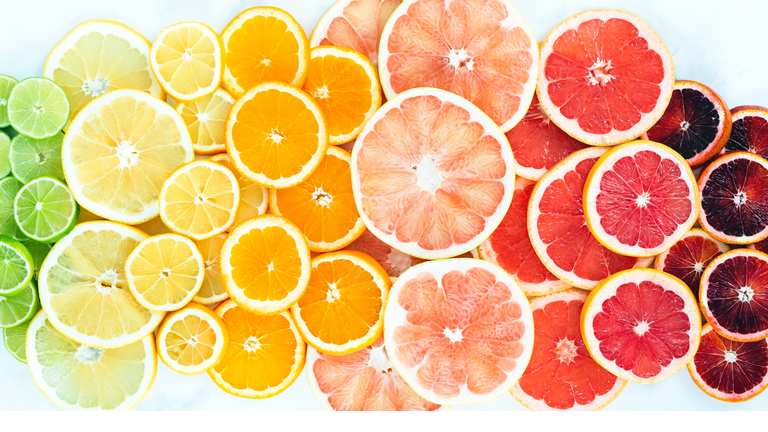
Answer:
[
  {"xmin": 22, "ymin": 240, "xmax": 52, "ymax": 280},
  {"xmin": 0, "ymin": 235, "xmax": 33, "ymax": 296},
  {"xmin": 0, "ymin": 75, "xmax": 18, "ymax": 128},
  {"xmin": 0, "ymin": 279, "xmax": 39, "ymax": 328},
  {"xmin": 7, "ymin": 77, "xmax": 70, "ymax": 140},
  {"xmin": 0, "ymin": 130, "xmax": 10, "ymax": 178},
  {"xmin": 14, "ymin": 176, "xmax": 79, "ymax": 243},
  {"xmin": 9, "ymin": 132, "xmax": 64, "ymax": 183},
  {"xmin": 3, "ymin": 319, "xmax": 30, "ymax": 362},
  {"xmin": 0, "ymin": 177, "xmax": 28, "ymax": 241}
]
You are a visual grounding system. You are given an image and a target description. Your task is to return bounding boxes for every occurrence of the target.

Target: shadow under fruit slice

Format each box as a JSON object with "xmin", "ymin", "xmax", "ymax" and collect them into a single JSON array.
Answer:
[{"xmin": 721, "ymin": 105, "xmax": 768, "ymax": 157}]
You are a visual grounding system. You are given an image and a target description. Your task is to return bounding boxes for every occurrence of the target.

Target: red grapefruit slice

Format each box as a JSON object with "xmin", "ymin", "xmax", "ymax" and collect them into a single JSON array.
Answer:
[
  {"xmin": 351, "ymin": 87, "xmax": 515, "ymax": 259},
  {"xmin": 510, "ymin": 290, "xmax": 626, "ymax": 411},
  {"xmin": 721, "ymin": 106, "xmax": 768, "ymax": 157},
  {"xmin": 581, "ymin": 268, "xmax": 701, "ymax": 384},
  {"xmin": 378, "ymin": 0, "xmax": 539, "ymax": 132},
  {"xmin": 654, "ymin": 228, "xmax": 729, "ymax": 300},
  {"xmin": 384, "ymin": 258, "xmax": 534, "ymax": 405}
]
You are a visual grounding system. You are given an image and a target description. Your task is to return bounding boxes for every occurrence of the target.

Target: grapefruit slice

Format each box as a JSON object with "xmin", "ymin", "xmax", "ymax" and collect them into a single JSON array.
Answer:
[
  {"xmin": 510, "ymin": 290, "xmax": 627, "ymax": 411},
  {"xmin": 581, "ymin": 268, "xmax": 701, "ymax": 384},
  {"xmin": 384, "ymin": 258, "xmax": 534, "ymax": 405},
  {"xmin": 528, "ymin": 147, "xmax": 653, "ymax": 290},
  {"xmin": 721, "ymin": 106, "xmax": 768, "ymax": 157},
  {"xmin": 351, "ymin": 87, "xmax": 515, "ymax": 260},
  {"xmin": 583, "ymin": 140, "xmax": 699, "ymax": 257},
  {"xmin": 537, "ymin": 9, "xmax": 675, "ymax": 146},
  {"xmin": 378, "ymin": 0, "xmax": 539, "ymax": 132}
]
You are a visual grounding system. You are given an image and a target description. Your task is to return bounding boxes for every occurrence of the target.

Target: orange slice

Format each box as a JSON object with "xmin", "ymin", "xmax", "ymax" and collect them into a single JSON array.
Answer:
[
  {"xmin": 156, "ymin": 302, "xmax": 228, "ymax": 375},
  {"xmin": 193, "ymin": 234, "xmax": 229, "ymax": 305},
  {"xmin": 209, "ymin": 154, "xmax": 268, "ymax": 226},
  {"xmin": 177, "ymin": 89, "xmax": 235, "ymax": 155}
]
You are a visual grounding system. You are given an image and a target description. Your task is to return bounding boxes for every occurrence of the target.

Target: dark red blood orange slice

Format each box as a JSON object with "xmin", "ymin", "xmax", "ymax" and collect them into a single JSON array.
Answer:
[
  {"xmin": 750, "ymin": 238, "xmax": 768, "ymax": 254},
  {"xmin": 721, "ymin": 106, "xmax": 768, "ymax": 158}
]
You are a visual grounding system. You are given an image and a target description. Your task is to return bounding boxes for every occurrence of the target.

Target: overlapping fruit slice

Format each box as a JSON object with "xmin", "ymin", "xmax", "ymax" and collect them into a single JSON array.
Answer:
[
  {"xmin": 343, "ymin": 230, "xmax": 424, "ymax": 278},
  {"xmin": 193, "ymin": 234, "xmax": 229, "ymax": 305},
  {"xmin": 721, "ymin": 106, "xmax": 768, "ymax": 157},
  {"xmin": 209, "ymin": 154, "xmax": 268, "ymax": 226},
  {"xmin": 156, "ymin": 303, "xmax": 228, "ymax": 375},
  {"xmin": 177, "ymin": 89, "xmax": 234, "ymax": 156},
  {"xmin": 654, "ymin": 228, "xmax": 729, "ymax": 300}
]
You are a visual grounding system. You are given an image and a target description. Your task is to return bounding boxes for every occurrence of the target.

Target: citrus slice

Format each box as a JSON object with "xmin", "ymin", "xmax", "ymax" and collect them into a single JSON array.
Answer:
[
  {"xmin": 689, "ymin": 323, "xmax": 768, "ymax": 403},
  {"xmin": 177, "ymin": 89, "xmax": 234, "ymax": 155},
  {"xmin": 225, "ymin": 81, "xmax": 328, "ymax": 189},
  {"xmin": 37, "ymin": 221, "xmax": 165, "ymax": 349},
  {"xmin": 352, "ymin": 87, "xmax": 515, "ymax": 259},
  {"xmin": 342, "ymin": 230, "xmax": 424, "ymax": 278},
  {"xmin": 0, "ymin": 280, "xmax": 39, "ymax": 328},
  {"xmin": 3, "ymin": 319, "xmax": 30, "ymax": 363},
  {"xmin": 750, "ymin": 238, "xmax": 768, "ymax": 254},
  {"xmin": 698, "ymin": 152, "xmax": 768, "ymax": 244},
  {"xmin": 583, "ymin": 140, "xmax": 699, "ymax": 257},
  {"xmin": 0, "ymin": 131, "xmax": 10, "ymax": 178},
  {"xmin": 384, "ymin": 258, "xmax": 534, "ymax": 405},
  {"xmin": 9, "ymin": 132, "xmax": 65, "ymax": 184},
  {"xmin": 581, "ymin": 268, "xmax": 701, "ymax": 384},
  {"xmin": 7, "ymin": 77, "xmax": 70, "ymax": 140},
  {"xmin": 219, "ymin": 215, "xmax": 311, "ymax": 314},
  {"xmin": 61, "ymin": 89, "xmax": 194, "ymax": 224},
  {"xmin": 721, "ymin": 106, "xmax": 768, "ymax": 157},
  {"xmin": 26, "ymin": 311, "xmax": 157, "ymax": 411},
  {"xmin": 528, "ymin": 147, "xmax": 653, "ymax": 290},
  {"xmin": 379, "ymin": 0, "xmax": 538, "ymax": 132},
  {"xmin": 642, "ymin": 81, "xmax": 731, "ymax": 166},
  {"xmin": 220, "ymin": 7, "xmax": 309, "ymax": 97},
  {"xmin": 0, "ymin": 177, "xmax": 28, "ymax": 241},
  {"xmin": 22, "ymin": 241, "xmax": 51, "ymax": 280},
  {"xmin": 209, "ymin": 154, "xmax": 268, "ymax": 225},
  {"xmin": 193, "ymin": 234, "xmax": 229, "ymax": 305},
  {"xmin": 0, "ymin": 235, "xmax": 33, "ymax": 296},
  {"xmin": 150, "ymin": 21, "xmax": 224, "ymax": 102},
  {"xmin": 156, "ymin": 302, "xmax": 228, "ymax": 375},
  {"xmin": 270, "ymin": 146, "xmax": 365, "ymax": 252},
  {"xmin": 510, "ymin": 290, "xmax": 626, "ymax": 411},
  {"xmin": 13, "ymin": 176, "xmax": 79, "ymax": 243},
  {"xmin": 208, "ymin": 300, "xmax": 306, "ymax": 398},
  {"xmin": 44, "ymin": 19, "xmax": 163, "ymax": 128},
  {"xmin": 0, "ymin": 75, "xmax": 18, "ymax": 128}
]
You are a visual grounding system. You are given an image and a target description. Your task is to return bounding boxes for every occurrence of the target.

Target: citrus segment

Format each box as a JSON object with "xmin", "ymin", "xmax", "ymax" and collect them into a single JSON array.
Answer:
[
  {"xmin": 13, "ymin": 176, "xmax": 79, "ymax": 243},
  {"xmin": 208, "ymin": 154, "xmax": 268, "ymax": 227},
  {"xmin": 0, "ymin": 235, "xmax": 34, "ymax": 296},
  {"xmin": 9, "ymin": 132, "xmax": 65, "ymax": 183},
  {"xmin": 193, "ymin": 234, "xmax": 229, "ymax": 305},
  {"xmin": 7, "ymin": 77, "xmax": 70, "ymax": 140},
  {"xmin": 0, "ymin": 75, "xmax": 18, "ymax": 128},
  {"xmin": 654, "ymin": 228, "xmax": 728, "ymax": 301},
  {"xmin": 3, "ymin": 319, "xmax": 30, "ymax": 363},
  {"xmin": 0, "ymin": 280, "xmax": 39, "ymax": 329},
  {"xmin": 0, "ymin": 131, "xmax": 10, "ymax": 177},
  {"xmin": 0, "ymin": 177, "xmax": 28, "ymax": 241},
  {"xmin": 177, "ymin": 89, "xmax": 234, "ymax": 155},
  {"xmin": 156, "ymin": 302, "xmax": 228, "ymax": 375},
  {"xmin": 721, "ymin": 106, "xmax": 768, "ymax": 157}
]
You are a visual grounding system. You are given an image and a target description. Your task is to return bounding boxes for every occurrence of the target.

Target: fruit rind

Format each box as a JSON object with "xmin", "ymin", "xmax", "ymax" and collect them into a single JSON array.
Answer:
[{"xmin": 156, "ymin": 302, "xmax": 229, "ymax": 375}]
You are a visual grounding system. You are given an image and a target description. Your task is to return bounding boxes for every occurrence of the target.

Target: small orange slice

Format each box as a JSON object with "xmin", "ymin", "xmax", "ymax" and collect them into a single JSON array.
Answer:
[{"xmin": 209, "ymin": 153, "xmax": 268, "ymax": 225}]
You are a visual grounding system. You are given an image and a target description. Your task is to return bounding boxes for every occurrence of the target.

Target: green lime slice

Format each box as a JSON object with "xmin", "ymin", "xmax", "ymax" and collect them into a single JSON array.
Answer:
[
  {"xmin": 22, "ymin": 240, "xmax": 52, "ymax": 280},
  {"xmin": 0, "ymin": 279, "xmax": 39, "ymax": 328},
  {"xmin": 0, "ymin": 177, "xmax": 28, "ymax": 241},
  {"xmin": 0, "ymin": 130, "xmax": 10, "ymax": 178},
  {"xmin": 9, "ymin": 132, "xmax": 64, "ymax": 183},
  {"xmin": 14, "ymin": 176, "xmax": 79, "ymax": 243},
  {"xmin": 0, "ymin": 75, "xmax": 18, "ymax": 128},
  {"xmin": 7, "ymin": 77, "xmax": 70, "ymax": 140},
  {"xmin": 0, "ymin": 235, "xmax": 33, "ymax": 296},
  {"xmin": 3, "ymin": 318, "xmax": 30, "ymax": 362}
]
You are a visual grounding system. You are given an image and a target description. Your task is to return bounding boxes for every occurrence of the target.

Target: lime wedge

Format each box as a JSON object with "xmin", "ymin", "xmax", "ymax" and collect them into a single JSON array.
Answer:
[
  {"xmin": 7, "ymin": 78, "xmax": 69, "ymax": 140},
  {"xmin": 3, "ymin": 318, "xmax": 30, "ymax": 362},
  {"xmin": 0, "ymin": 75, "xmax": 18, "ymax": 128},
  {"xmin": 0, "ymin": 177, "xmax": 28, "ymax": 241},
  {"xmin": 9, "ymin": 132, "xmax": 64, "ymax": 183},
  {"xmin": 0, "ymin": 279, "xmax": 39, "ymax": 328},
  {"xmin": 14, "ymin": 176, "xmax": 79, "ymax": 243},
  {"xmin": 22, "ymin": 240, "xmax": 52, "ymax": 280},
  {"xmin": 0, "ymin": 235, "xmax": 33, "ymax": 296},
  {"xmin": 0, "ymin": 130, "xmax": 10, "ymax": 178}
]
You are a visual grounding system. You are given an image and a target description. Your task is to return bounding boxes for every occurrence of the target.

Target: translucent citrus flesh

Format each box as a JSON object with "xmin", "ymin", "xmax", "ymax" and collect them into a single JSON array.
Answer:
[
  {"xmin": 0, "ymin": 75, "xmax": 18, "ymax": 127},
  {"xmin": 0, "ymin": 132, "xmax": 10, "ymax": 177},
  {"xmin": 656, "ymin": 233, "xmax": 725, "ymax": 300},
  {"xmin": 14, "ymin": 178, "xmax": 76, "ymax": 242},
  {"xmin": 0, "ymin": 281, "xmax": 38, "ymax": 327},
  {"xmin": 0, "ymin": 240, "xmax": 32, "ymax": 294},
  {"xmin": 4, "ymin": 320, "xmax": 30, "ymax": 362},
  {"xmin": 164, "ymin": 314, "xmax": 218, "ymax": 367},
  {"xmin": 723, "ymin": 111, "xmax": 768, "ymax": 157},
  {"xmin": 178, "ymin": 90, "xmax": 232, "ymax": 154},
  {"xmin": 0, "ymin": 178, "xmax": 28, "ymax": 240},
  {"xmin": 129, "ymin": 236, "xmax": 202, "ymax": 309},
  {"xmin": 154, "ymin": 25, "xmax": 218, "ymax": 98},
  {"xmin": 342, "ymin": 230, "xmax": 423, "ymax": 277},
  {"xmin": 8, "ymin": 78, "xmax": 69, "ymax": 139},
  {"xmin": 193, "ymin": 234, "xmax": 228, "ymax": 304},
  {"xmin": 704, "ymin": 254, "xmax": 768, "ymax": 338},
  {"xmin": 209, "ymin": 154, "xmax": 267, "ymax": 225},
  {"xmin": 10, "ymin": 133, "xmax": 65, "ymax": 183}
]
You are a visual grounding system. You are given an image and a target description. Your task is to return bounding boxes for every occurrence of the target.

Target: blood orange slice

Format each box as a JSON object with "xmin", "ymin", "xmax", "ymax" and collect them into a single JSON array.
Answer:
[
  {"xmin": 378, "ymin": 0, "xmax": 539, "ymax": 131},
  {"xmin": 750, "ymin": 238, "xmax": 768, "ymax": 254},
  {"xmin": 384, "ymin": 258, "xmax": 534, "ymax": 405},
  {"xmin": 528, "ymin": 147, "xmax": 653, "ymax": 290},
  {"xmin": 721, "ymin": 106, "xmax": 768, "ymax": 157},
  {"xmin": 581, "ymin": 268, "xmax": 701, "ymax": 384},
  {"xmin": 654, "ymin": 228, "xmax": 729, "ymax": 300},
  {"xmin": 510, "ymin": 290, "xmax": 626, "ymax": 411},
  {"xmin": 351, "ymin": 87, "xmax": 515, "ymax": 259}
]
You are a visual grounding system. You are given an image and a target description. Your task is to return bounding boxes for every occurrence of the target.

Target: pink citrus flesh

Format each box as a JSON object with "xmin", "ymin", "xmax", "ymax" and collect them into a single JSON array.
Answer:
[{"xmin": 654, "ymin": 229, "xmax": 728, "ymax": 301}]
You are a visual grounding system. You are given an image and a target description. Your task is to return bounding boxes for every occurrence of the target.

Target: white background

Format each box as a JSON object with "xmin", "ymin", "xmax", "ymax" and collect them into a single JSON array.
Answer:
[{"xmin": 1, "ymin": 0, "xmax": 767, "ymax": 411}]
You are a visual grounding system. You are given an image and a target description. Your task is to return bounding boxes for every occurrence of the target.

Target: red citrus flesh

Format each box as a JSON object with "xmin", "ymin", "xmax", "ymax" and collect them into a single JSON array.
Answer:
[
  {"xmin": 654, "ymin": 229, "xmax": 728, "ymax": 301},
  {"xmin": 721, "ymin": 106, "xmax": 768, "ymax": 158},
  {"xmin": 750, "ymin": 238, "xmax": 768, "ymax": 254},
  {"xmin": 343, "ymin": 230, "xmax": 423, "ymax": 277}
]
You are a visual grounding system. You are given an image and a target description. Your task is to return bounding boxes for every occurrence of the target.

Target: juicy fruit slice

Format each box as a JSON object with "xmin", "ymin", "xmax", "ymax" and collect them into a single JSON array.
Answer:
[
  {"xmin": 225, "ymin": 81, "xmax": 328, "ymax": 189},
  {"xmin": 7, "ymin": 78, "xmax": 70, "ymax": 140},
  {"xmin": 177, "ymin": 89, "xmax": 234, "ymax": 155},
  {"xmin": 642, "ymin": 81, "xmax": 731, "ymax": 166},
  {"xmin": 26, "ymin": 312, "xmax": 157, "ymax": 411},
  {"xmin": 13, "ymin": 176, "xmax": 79, "ymax": 243},
  {"xmin": 479, "ymin": 177, "xmax": 568, "ymax": 296},
  {"xmin": 688, "ymin": 323, "xmax": 768, "ymax": 402},
  {"xmin": 9, "ymin": 133, "xmax": 65, "ymax": 183},
  {"xmin": 0, "ymin": 75, "xmax": 18, "ymax": 128},
  {"xmin": 721, "ymin": 106, "xmax": 768, "ymax": 157},
  {"xmin": 270, "ymin": 147, "xmax": 365, "ymax": 252},
  {"xmin": 581, "ymin": 268, "xmax": 701, "ymax": 384},
  {"xmin": 352, "ymin": 87, "xmax": 515, "ymax": 259},
  {"xmin": 208, "ymin": 300, "xmax": 306, "ymax": 398},
  {"xmin": 23, "ymin": 240, "xmax": 52, "ymax": 280},
  {"xmin": 209, "ymin": 154, "xmax": 268, "ymax": 226},
  {"xmin": 384, "ymin": 258, "xmax": 534, "ymax": 405},
  {"xmin": 510, "ymin": 290, "xmax": 626, "ymax": 411},
  {"xmin": 193, "ymin": 234, "xmax": 228, "ymax": 305},
  {"xmin": 654, "ymin": 228, "xmax": 729, "ymax": 300},
  {"xmin": 37, "ymin": 221, "xmax": 165, "ymax": 349},
  {"xmin": 0, "ymin": 280, "xmax": 39, "ymax": 328},
  {"xmin": 0, "ymin": 131, "xmax": 11, "ymax": 178},
  {"xmin": 538, "ymin": 9, "xmax": 675, "ymax": 145},
  {"xmin": 698, "ymin": 152, "xmax": 768, "ymax": 244},
  {"xmin": 343, "ymin": 230, "xmax": 425, "ymax": 278},
  {"xmin": 583, "ymin": 140, "xmax": 699, "ymax": 257},
  {"xmin": 156, "ymin": 302, "xmax": 228, "ymax": 375},
  {"xmin": 62, "ymin": 89, "xmax": 194, "ymax": 224},
  {"xmin": 0, "ymin": 235, "xmax": 33, "ymax": 296},
  {"xmin": 0, "ymin": 177, "xmax": 28, "ymax": 241},
  {"xmin": 3, "ymin": 319, "xmax": 30, "ymax": 363}
]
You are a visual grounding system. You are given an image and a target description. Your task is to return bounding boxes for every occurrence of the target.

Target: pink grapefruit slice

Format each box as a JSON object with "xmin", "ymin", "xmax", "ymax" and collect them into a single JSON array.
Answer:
[{"xmin": 721, "ymin": 106, "xmax": 768, "ymax": 157}]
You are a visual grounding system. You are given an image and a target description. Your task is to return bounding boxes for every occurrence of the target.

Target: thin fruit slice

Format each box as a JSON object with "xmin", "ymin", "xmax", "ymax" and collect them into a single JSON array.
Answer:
[
  {"xmin": 220, "ymin": 215, "xmax": 311, "ymax": 314},
  {"xmin": 510, "ymin": 290, "xmax": 626, "ymax": 411},
  {"xmin": 177, "ymin": 89, "xmax": 234, "ymax": 155},
  {"xmin": 62, "ymin": 89, "xmax": 194, "ymax": 224},
  {"xmin": 156, "ymin": 302, "xmax": 228, "ymax": 375},
  {"xmin": 37, "ymin": 221, "xmax": 165, "ymax": 349},
  {"xmin": 209, "ymin": 154, "xmax": 268, "ymax": 225},
  {"xmin": 14, "ymin": 176, "xmax": 79, "ymax": 243},
  {"xmin": 0, "ymin": 235, "xmax": 33, "ymax": 296},
  {"xmin": 22, "ymin": 240, "xmax": 51, "ymax": 280},
  {"xmin": 698, "ymin": 152, "xmax": 768, "ymax": 244},
  {"xmin": 0, "ymin": 177, "xmax": 28, "ymax": 241},
  {"xmin": 193, "ymin": 234, "xmax": 229, "ymax": 305},
  {"xmin": 654, "ymin": 228, "xmax": 729, "ymax": 300},
  {"xmin": 583, "ymin": 140, "xmax": 699, "ymax": 257},
  {"xmin": 352, "ymin": 87, "xmax": 515, "ymax": 259},
  {"xmin": 528, "ymin": 147, "xmax": 653, "ymax": 290},
  {"xmin": 7, "ymin": 78, "xmax": 70, "ymax": 140},
  {"xmin": 26, "ymin": 311, "xmax": 157, "ymax": 411},
  {"xmin": 221, "ymin": 7, "xmax": 309, "ymax": 97},
  {"xmin": 225, "ymin": 81, "xmax": 328, "ymax": 189},
  {"xmin": 270, "ymin": 146, "xmax": 365, "ymax": 252},
  {"xmin": 0, "ymin": 280, "xmax": 39, "ymax": 328},
  {"xmin": 0, "ymin": 131, "xmax": 10, "ymax": 177},
  {"xmin": 3, "ymin": 319, "xmax": 30, "ymax": 363},
  {"xmin": 384, "ymin": 258, "xmax": 534, "ymax": 405},
  {"xmin": 642, "ymin": 81, "xmax": 731, "ymax": 166},
  {"xmin": 750, "ymin": 238, "xmax": 768, "ymax": 254},
  {"xmin": 9, "ymin": 132, "xmax": 65, "ymax": 183},
  {"xmin": 208, "ymin": 300, "xmax": 306, "ymax": 398},
  {"xmin": 342, "ymin": 230, "xmax": 424, "ymax": 278},
  {"xmin": 689, "ymin": 323, "xmax": 768, "ymax": 402},
  {"xmin": 0, "ymin": 75, "xmax": 18, "ymax": 128},
  {"xmin": 581, "ymin": 268, "xmax": 701, "ymax": 384},
  {"xmin": 721, "ymin": 106, "xmax": 768, "ymax": 157}
]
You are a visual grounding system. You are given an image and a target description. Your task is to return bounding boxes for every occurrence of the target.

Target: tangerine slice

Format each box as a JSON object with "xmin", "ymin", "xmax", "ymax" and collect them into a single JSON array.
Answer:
[{"xmin": 721, "ymin": 106, "xmax": 768, "ymax": 157}]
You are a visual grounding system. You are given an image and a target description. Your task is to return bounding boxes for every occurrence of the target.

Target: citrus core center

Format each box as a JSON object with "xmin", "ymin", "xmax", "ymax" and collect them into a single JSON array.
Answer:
[
  {"xmin": 312, "ymin": 187, "xmax": 333, "ymax": 207},
  {"xmin": 444, "ymin": 328, "xmax": 463, "ymax": 343},
  {"xmin": 261, "ymin": 58, "xmax": 272, "ymax": 67},
  {"xmin": 724, "ymin": 350, "xmax": 738, "ymax": 363},
  {"xmin": 589, "ymin": 60, "xmax": 613, "ymax": 85},
  {"xmin": 75, "ymin": 345, "xmax": 104, "ymax": 365},
  {"xmin": 416, "ymin": 155, "xmax": 442, "ymax": 194},
  {"xmin": 244, "ymin": 336, "xmax": 260, "ymax": 352},
  {"xmin": 636, "ymin": 192, "xmax": 651, "ymax": 207},
  {"xmin": 116, "ymin": 138, "xmax": 139, "ymax": 168},
  {"xmin": 694, "ymin": 262, "xmax": 704, "ymax": 272},
  {"xmin": 32, "ymin": 103, "xmax": 45, "ymax": 114},
  {"xmin": 634, "ymin": 321, "xmax": 650, "ymax": 336},
  {"xmin": 737, "ymin": 286, "xmax": 755, "ymax": 302},
  {"xmin": 734, "ymin": 192, "xmax": 748, "ymax": 206},
  {"xmin": 367, "ymin": 344, "xmax": 393, "ymax": 373},
  {"xmin": 313, "ymin": 86, "xmax": 329, "ymax": 99},
  {"xmin": 680, "ymin": 121, "xmax": 690, "ymax": 131},
  {"xmin": 82, "ymin": 77, "xmax": 109, "ymax": 97},
  {"xmin": 555, "ymin": 338, "xmax": 578, "ymax": 364},
  {"xmin": 0, "ymin": 98, "xmax": 6, "ymax": 106},
  {"xmin": 326, "ymin": 283, "xmax": 341, "ymax": 303},
  {"xmin": 269, "ymin": 130, "xmax": 284, "ymax": 144},
  {"xmin": 448, "ymin": 48, "xmax": 474, "ymax": 70}
]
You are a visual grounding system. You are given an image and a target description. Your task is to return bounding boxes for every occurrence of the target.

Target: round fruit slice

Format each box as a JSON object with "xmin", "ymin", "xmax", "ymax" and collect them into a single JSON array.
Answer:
[
  {"xmin": 528, "ymin": 147, "xmax": 653, "ymax": 290},
  {"xmin": 177, "ymin": 89, "xmax": 234, "ymax": 155},
  {"xmin": 9, "ymin": 132, "xmax": 65, "ymax": 184},
  {"xmin": 3, "ymin": 319, "xmax": 30, "ymax": 363},
  {"xmin": 688, "ymin": 323, "xmax": 768, "ymax": 402},
  {"xmin": 654, "ymin": 228, "xmax": 729, "ymax": 300},
  {"xmin": 642, "ymin": 81, "xmax": 731, "ymax": 166},
  {"xmin": 7, "ymin": 77, "xmax": 70, "ymax": 140},
  {"xmin": 23, "ymin": 240, "xmax": 52, "ymax": 280},
  {"xmin": 0, "ymin": 280, "xmax": 39, "ymax": 328},
  {"xmin": 0, "ymin": 177, "xmax": 28, "ymax": 241},
  {"xmin": 479, "ymin": 177, "xmax": 568, "ymax": 296},
  {"xmin": 352, "ymin": 87, "xmax": 515, "ymax": 259},
  {"xmin": 510, "ymin": 290, "xmax": 626, "ymax": 411},
  {"xmin": 342, "ymin": 230, "xmax": 425, "ymax": 278},
  {"xmin": 26, "ymin": 311, "xmax": 157, "ymax": 411},
  {"xmin": 0, "ymin": 235, "xmax": 33, "ymax": 296},
  {"xmin": 209, "ymin": 154, "xmax": 268, "ymax": 225},
  {"xmin": 384, "ymin": 258, "xmax": 534, "ymax": 405},
  {"xmin": 219, "ymin": 215, "xmax": 311, "ymax": 314},
  {"xmin": 584, "ymin": 140, "xmax": 699, "ymax": 257},
  {"xmin": 698, "ymin": 152, "xmax": 768, "ymax": 244},
  {"xmin": 721, "ymin": 106, "xmax": 768, "ymax": 157},
  {"xmin": 14, "ymin": 176, "xmax": 79, "ymax": 243},
  {"xmin": 225, "ymin": 81, "xmax": 328, "ymax": 189},
  {"xmin": 208, "ymin": 300, "xmax": 306, "ymax": 399},
  {"xmin": 581, "ymin": 268, "xmax": 701, "ymax": 384},
  {"xmin": 0, "ymin": 131, "xmax": 10, "ymax": 178},
  {"xmin": 193, "ymin": 234, "xmax": 228, "ymax": 305},
  {"xmin": 0, "ymin": 75, "xmax": 18, "ymax": 128},
  {"xmin": 221, "ymin": 7, "xmax": 309, "ymax": 97},
  {"xmin": 156, "ymin": 302, "xmax": 228, "ymax": 375},
  {"xmin": 37, "ymin": 221, "xmax": 165, "ymax": 349},
  {"xmin": 62, "ymin": 89, "xmax": 194, "ymax": 224}
]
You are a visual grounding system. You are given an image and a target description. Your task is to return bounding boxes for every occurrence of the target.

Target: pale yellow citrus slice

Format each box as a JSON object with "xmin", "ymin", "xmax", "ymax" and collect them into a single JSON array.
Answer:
[
  {"xmin": 177, "ymin": 88, "xmax": 235, "ymax": 155},
  {"xmin": 209, "ymin": 153, "xmax": 268, "ymax": 225},
  {"xmin": 193, "ymin": 234, "xmax": 229, "ymax": 305},
  {"xmin": 156, "ymin": 302, "xmax": 228, "ymax": 375}
]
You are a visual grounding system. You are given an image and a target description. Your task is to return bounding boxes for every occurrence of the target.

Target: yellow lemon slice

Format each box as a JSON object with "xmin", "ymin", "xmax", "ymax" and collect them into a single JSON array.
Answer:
[
  {"xmin": 156, "ymin": 303, "xmax": 228, "ymax": 375},
  {"xmin": 177, "ymin": 88, "xmax": 234, "ymax": 155}
]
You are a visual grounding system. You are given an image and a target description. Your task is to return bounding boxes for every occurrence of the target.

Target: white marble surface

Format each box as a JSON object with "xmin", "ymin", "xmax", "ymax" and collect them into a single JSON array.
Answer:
[{"xmin": 2, "ymin": 0, "xmax": 768, "ymax": 411}]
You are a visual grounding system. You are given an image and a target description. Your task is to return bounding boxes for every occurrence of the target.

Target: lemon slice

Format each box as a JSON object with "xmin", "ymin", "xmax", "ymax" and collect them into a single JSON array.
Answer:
[
  {"xmin": 156, "ymin": 302, "xmax": 228, "ymax": 375},
  {"xmin": 192, "ymin": 234, "xmax": 229, "ymax": 305},
  {"xmin": 177, "ymin": 89, "xmax": 234, "ymax": 155},
  {"xmin": 209, "ymin": 153, "xmax": 268, "ymax": 225}
]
